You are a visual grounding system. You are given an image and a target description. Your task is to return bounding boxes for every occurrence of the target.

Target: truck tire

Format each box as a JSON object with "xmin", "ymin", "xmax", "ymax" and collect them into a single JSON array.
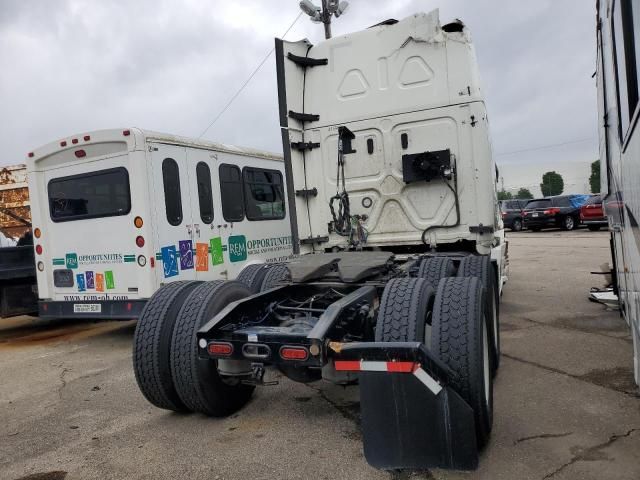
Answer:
[
  {"xmin": 260, "ymin": 264, "xmax": 291, "ymax": 291},
  {"xmin": 171, "ymin": 281, "xmax": 255, "ymax": 416},
  {"xmin": 236, "ymin": 264, "xmax": 269, "ymax": 293},
  {"xmin": 457, "ymin": 255, "xmax": 500, "ymax": 372},
  {"xmin": 431, "ymin": 276, "xmax": 492, "ymax": 448},
  {"xmin": 375, "ymin": 277, "xmax": 436, "ymax": 343},
  {"xmin": 413, "ymin": 257, "xmax": 456, "ymax": 288},
  {"xmin": 133, "ymin": 281, "xmax": 201, "ymax": 412}
]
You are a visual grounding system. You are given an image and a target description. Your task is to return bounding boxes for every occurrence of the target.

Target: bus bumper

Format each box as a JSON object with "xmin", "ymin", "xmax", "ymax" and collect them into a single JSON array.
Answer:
[{"xmin": 38, "ymin": 299, "xmax": 147, "ymax": 320}]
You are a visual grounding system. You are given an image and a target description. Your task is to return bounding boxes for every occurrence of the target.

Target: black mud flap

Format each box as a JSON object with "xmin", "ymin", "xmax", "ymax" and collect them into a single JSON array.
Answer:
[
  {"xmin": 359, "ymin": 372, "xmax": 477, "ymax": 470},
  {"xmin": 335, "ymin": 342, "xmax": 478, "ymax": 470}
]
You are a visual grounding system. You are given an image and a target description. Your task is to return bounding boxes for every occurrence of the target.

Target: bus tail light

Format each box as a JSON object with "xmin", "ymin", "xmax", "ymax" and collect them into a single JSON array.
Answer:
[
  {"xmin": 136, "ymin": 236, "xmax": 145, "ymax": 248},
  {"xmin": 34, "ymin": 228, "xmax": 41, "ymax": 238},
  {"xmin": 37, "ymin": 261, "xmax": 44, "ymax": 271},
  {"xmin": 35, "ymin": 245, "xmax": 43, "ymax": 255},
  {"xmin": 137, "ymin": 255, "xmax": 146, "ymax": 267},
  {"xmin": 134, "ymin": 216, "xmax": 144, "ymax": 228},
  {"xmin": 74, "ymin": 150, "xmax": 86, "ymax": 158}
]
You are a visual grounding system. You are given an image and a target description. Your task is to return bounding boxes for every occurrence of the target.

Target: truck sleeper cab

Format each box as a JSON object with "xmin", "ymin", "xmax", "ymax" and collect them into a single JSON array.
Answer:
[
  {"xmin": 27, "ymin": 128, "xmax": 292, "ymax": 319},
  {"xmin": 134, "ymin": 11, "xmax": 506, "ymax": 471}
]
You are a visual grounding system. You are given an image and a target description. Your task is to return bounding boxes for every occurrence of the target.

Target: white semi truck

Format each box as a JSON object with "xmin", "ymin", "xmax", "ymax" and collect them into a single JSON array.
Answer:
[
  {"xmin": 596, "ymin": 0, "xmax": 640, "ymax": 385},
  {"xmin": 134, "ymin": 10, "xmax": 507, "ymax": 470},
  {"xmin": 26, "ymin": 129, "xmax": 292, "ymax": 319}
]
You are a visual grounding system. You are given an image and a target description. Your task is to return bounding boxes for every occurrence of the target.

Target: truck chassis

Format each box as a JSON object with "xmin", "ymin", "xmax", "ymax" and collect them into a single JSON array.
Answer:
[{"xmin": 134, "ymin": 251, "xmax": 500, "ymax": 470}]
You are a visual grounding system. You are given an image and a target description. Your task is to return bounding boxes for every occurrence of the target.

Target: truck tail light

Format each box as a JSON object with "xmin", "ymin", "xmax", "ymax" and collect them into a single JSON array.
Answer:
[
  {"xmin": 208, "ymin": 342, "xmax": 233, "ymax": 356},
  {"xmin": 280, "ymin": 346, "xmax": 309, "ymax": 361}
]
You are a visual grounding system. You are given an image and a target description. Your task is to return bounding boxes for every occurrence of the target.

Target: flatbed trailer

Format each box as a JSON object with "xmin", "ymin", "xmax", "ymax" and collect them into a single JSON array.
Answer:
[{"xmin": 133, "ymin": 10, "xmax": 507, "ymax": 471}]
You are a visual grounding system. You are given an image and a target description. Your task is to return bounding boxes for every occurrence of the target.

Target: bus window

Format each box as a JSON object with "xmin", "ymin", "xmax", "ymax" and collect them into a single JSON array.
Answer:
[
  {"xmin": 219, "ymin": 164, "xmax": 244, "ymax": 222},
  {"xmin": 48, "ymin": 167, "xmax": 131, "ymax": 222},
  {"xmin": 196, "ymin": 162, "xmax": 214, "ymax": 224},
  {"xmin": 613, "ymin": 0, "xmax": 639, "ymax": 140},
  {"xmin": 243, "ymin": 167, "xmax": 285, "ymax": 221},
  {"xmin": 162, "ymin": 158, "xmax": 183, "ymax": 226}
]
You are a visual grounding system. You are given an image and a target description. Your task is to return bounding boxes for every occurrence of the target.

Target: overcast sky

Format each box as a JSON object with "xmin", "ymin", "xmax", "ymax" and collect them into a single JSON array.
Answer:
[{"xmin": 0, "ymin": 0, "xmax": 598, "ymax": 184}]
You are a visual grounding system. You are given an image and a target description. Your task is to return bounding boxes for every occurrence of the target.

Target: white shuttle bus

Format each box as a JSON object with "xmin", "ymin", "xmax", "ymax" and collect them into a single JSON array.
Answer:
[
  {"xmin": 596, "ymin": 0, "xmax": 640, "ymax": 385},
  {"xmin": 26, "ymin": 128, "xmax": 292, "ymax": 319}
]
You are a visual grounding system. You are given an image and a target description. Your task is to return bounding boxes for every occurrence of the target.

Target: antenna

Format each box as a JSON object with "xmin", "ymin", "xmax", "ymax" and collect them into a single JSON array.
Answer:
[{"xmin": 299, "ymin": 0, "xmax": 349, "ymax": 39}]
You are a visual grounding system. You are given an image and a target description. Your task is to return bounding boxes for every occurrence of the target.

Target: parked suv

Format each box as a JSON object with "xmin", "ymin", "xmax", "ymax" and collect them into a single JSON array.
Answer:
[
  {"xmin": 580, "ymin": 194, "xmax": 608, "ymax": 231},
  {"xmin": 500, "ymin": 199, "xmax": 528, "ymax": 231},
  {"xmin": 523, "ymin": 195, "xmax": 589, "ymax": 231}
]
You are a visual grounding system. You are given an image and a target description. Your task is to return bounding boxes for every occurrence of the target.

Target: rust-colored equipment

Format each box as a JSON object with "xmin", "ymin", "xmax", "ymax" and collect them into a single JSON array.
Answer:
[{"xmin": 0, "ymin": 164, "xmax": 31, "ymax": 240}]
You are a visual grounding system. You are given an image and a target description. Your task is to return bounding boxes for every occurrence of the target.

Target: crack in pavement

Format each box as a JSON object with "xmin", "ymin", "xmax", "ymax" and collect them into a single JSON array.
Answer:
[
  {"xmin": 542, "ymin": 428, "xmax": 639, "ymax": 479},
  {"xmin": 303, "ymin": 383, "xmax": 359, "ymax": 424},
  {"xmin": 515, "ymin": 316, "xmax": 632, "ymax": 343},
  {"xmin": 502, "ymin": 354, "xmax": 640, "ymax": 398},
  {"xmin": 56, "ymin": 365, "xmax": 71, "ymax": 398},
  {"xmin": 514, "ymin": 432, "xmax": 573, "ymax": 445}
]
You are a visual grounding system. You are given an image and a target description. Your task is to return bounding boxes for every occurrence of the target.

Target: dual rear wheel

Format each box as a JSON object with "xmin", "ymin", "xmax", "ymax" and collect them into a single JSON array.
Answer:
[
  {"xmin": 133, "ymin": 280, "xmax": 255, "ymax": 416},
  {"xmin": 384, "ymin": 254, "xmax": 500, "ymax": 447}
]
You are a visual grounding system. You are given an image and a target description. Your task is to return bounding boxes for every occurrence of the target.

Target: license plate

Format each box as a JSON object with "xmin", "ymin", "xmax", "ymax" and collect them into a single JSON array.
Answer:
[
  {"xmin": 74, "ymin": 303, "xmax": 101, "ymax": 313},
  {"xmin": 532, "ymin": 212, "xmax": 539, "ymax": 217}
]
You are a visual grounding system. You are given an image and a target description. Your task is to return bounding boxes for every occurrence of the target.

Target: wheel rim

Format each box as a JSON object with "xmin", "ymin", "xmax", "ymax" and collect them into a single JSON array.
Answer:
[
  {"xmin": 483, "ymin": 320, "xmax": 490, "ymax": 405},
  {"xmin": 566, "ymin": 217, "xmax": 574, "ymax": 229}
]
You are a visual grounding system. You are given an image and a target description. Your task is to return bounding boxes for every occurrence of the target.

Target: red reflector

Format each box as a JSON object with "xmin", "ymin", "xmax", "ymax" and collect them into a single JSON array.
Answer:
[
  {"xmin": 60, "ymin": 141, "xmax": 67, "ymax": 147},
  {"xmin": 126, "ymin": 302, "xmax": 132, "ymax": 311},
  {"xmin": 123, "ymin": 129, "xmax": 131, "ymax": 136},
  {"xmin": 136, "ymin": 236, "xmax": 145, "ymax": 248},
  {"xmin": 334, "ymin": 360, "xmax": 361, "ymax": 371},
  {"xmin": 28, "ymin": 152, "xmax": 34, "ymax": 158},
  {"xmin": 150, "ymin": 257, "xmax": 155, "ymax": 268},
  {"xmin": 35, "ymin": 244, "xmax": 43, "ymax": 255},
  {"xmin": 74, "ymin": 150, "xmax": 86, "ymax": 158},
  {"xmin": 83, "ymin": 135, "xmax": 91, "ymax": 141},
  {"xmin": 72, "ymin": 138, "xmax": 78, "ymax": 144},
  {"xmin": 386, "ymin": 361, "xmax": 417, "ymax": 373},
  {"xmin": 43, "ymin": 303, "xmax": 48, "ymax": 311},
  {"xmin": 280, "ymin": 347, "xmax": 309, "ymax": 361},
  {"xmin": 208, "ymin": 343, "xmax": 233, "ymax": 356}
]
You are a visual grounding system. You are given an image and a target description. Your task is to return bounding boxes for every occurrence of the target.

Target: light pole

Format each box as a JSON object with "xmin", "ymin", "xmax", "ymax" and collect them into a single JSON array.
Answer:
[{"xmin": 299, "ymin": 0, "xmax": 349, "ymax": 39}]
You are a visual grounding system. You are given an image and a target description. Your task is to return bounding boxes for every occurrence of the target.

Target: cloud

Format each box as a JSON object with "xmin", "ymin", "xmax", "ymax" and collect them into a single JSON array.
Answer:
[{"xmin": 0, "ymin": 0, "xmax": 597, "ymax": 172}]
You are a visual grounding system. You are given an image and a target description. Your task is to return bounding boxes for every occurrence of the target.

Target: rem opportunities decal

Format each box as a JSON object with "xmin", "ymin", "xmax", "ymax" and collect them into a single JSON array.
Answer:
[{"xmin": 156, "ymin": 235, "xmax": 292, "ymax": 279}]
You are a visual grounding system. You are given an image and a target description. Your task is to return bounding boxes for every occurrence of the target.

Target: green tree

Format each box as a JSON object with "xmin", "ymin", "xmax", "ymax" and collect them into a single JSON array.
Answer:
[
  {"xmin": 515, "ymin": 188, "xmax": 533, "ymax": 199},
  {"xmin": 497, "ymin": 190, "xmax": 513, "ymax": 200},
  {"xmin": 589, "ymin": 160, "xmax": 601, "ymax": 193},
  {"xmin": 540, "ymin": 171, "xmax": 564, "ymax": 196}
]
